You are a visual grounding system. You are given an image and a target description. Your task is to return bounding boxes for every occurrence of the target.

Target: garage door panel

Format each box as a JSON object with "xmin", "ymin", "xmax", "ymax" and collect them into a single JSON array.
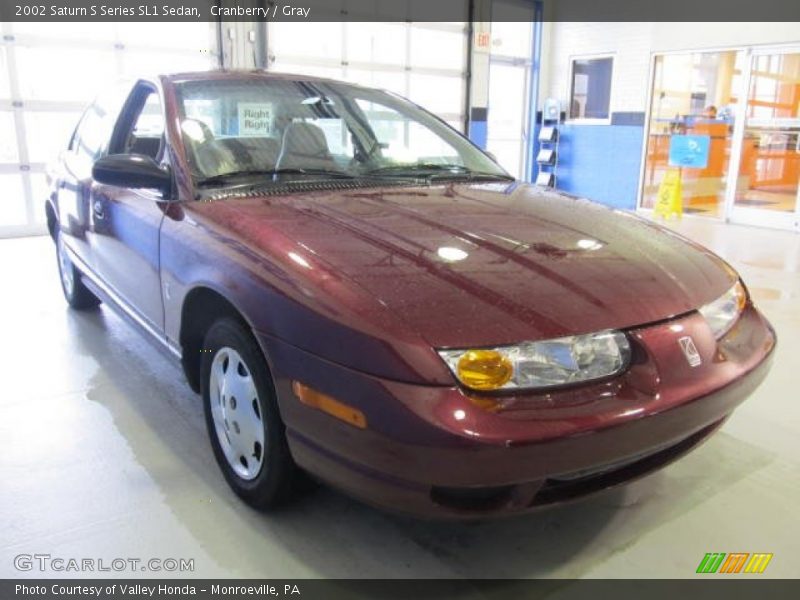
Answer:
[
  {"xmin": 15, "ymin": 45, "xmax": 117, "ymax": 102},
  {"xmin": 409, "ymin": 26, "xmax": 465, "ymax": 70},
  {"xmin": 268, "ymin": 21, "xmax": 467, "ymax": 132},
  {"xmin": 345, "ymin": 68, "xmax": 407, "ymax": 96},
  {"xmin": 272, "ymin": 23, "xmax": 343, "ymax": 62},
  {"xmin": 0, "ymin": 111, "xmax": 18, "ymax": 163},
  {"xmin": 28, "ymin": 173, "xmax": 49, "ymax": 223},
  {"xmin": 24, "ymin": 110, "xmax": 83, "ymax": 165},
  {"xmin": 408, "ymin": 72, "xmax": 463, "ymax": 116},
  {"xmin": 12, "ymin": 22, "xmax": 116, "ymax": 42},
  {"xmin": 0, "ymin": 174, "xmax": 28, "ymax": 227},
  {"xmin": 120, "ymin": 49, "xmax": 212, "ymax": 79},
  {"xmin": 0, "ymin": 23, "xmax": 219, "ymax": 236},
  {"xmin": 116, "ymin": 22, "xmax": 215, "ymax": 50},
  {"xmin": 272, "ymin": 61, "xmax": 343, "ymax": 80},
  {"xmin": 346, "ymin": 23, "xmax": 406, "ymax": 66},
  {"xmin": 0, "ymin": 47, "xmax": 9, "ymax": 99}
]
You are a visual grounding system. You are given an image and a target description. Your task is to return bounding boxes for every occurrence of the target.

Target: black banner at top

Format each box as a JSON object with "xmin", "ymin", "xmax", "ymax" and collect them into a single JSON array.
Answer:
[{"xmin": 1, "ymin": 0, "xmax": 800, "ymax": 22}]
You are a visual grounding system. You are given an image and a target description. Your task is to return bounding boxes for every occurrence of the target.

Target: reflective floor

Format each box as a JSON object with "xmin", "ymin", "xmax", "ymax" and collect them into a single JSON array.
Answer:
[{"xmin": 1, "ymin": 218, "xmax": 798, "ymax": 579}]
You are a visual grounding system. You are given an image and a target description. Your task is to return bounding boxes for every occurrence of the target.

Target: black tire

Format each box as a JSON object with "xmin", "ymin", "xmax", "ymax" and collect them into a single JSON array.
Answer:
[
  {"xmin": 200, "ymin": 317, "xmax": 295, "ymax": 510},
  {"xmin": 55, "ymin": 230, "xmax": 101, "ymax": 310}
]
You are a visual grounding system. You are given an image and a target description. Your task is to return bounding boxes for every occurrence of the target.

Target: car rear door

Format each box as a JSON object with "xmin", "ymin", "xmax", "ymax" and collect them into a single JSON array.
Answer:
[{"xmin": 89, "ymin": 81, "xmax": 169, "ymax": 332}]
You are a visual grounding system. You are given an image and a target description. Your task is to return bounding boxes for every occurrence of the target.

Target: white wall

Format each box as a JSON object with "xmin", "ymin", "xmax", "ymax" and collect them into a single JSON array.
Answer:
[
  {"xmin": 543, "ymin": 22, "xmax": 653, "ymax": 113},
  {"xmin": 540, "ymin": 21, "xmax": 800, "ymax": 113}
]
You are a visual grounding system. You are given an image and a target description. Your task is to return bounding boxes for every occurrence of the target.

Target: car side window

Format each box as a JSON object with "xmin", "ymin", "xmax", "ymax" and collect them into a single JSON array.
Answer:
[
  {"xmin": 71, "ymin": 103, "xmax": 113, "ymax": 160},
  {"xmin": 110, "ymin": 84, "xmax": 165, "ymax": 162},
  {"xmin": 130, "ymin": 92, "xmax": 165, "ymax": 158},
  {"xmin": 70, "ymin": 84, "xmax": 131, "ymax": 161},
  {"xmin": 70, "ymin": 105, "xmax": 104, "ymax": 159}
]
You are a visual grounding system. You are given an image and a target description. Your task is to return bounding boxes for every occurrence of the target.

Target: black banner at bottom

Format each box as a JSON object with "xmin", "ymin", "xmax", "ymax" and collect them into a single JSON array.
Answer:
[{"xmin": 3, "ymin": 579, "xmax": 800, "ymax": 600}]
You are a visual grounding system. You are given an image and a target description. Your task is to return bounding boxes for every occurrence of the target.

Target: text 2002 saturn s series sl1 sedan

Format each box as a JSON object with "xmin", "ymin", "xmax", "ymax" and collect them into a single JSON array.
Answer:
[{"xmin": 46, "ymin": 71, "xmax": 775, "ymax": 518}]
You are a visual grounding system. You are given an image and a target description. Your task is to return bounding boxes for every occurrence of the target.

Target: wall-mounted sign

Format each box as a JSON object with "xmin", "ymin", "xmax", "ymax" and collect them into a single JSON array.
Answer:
[{"xmin": 668, "ymin": 134, "xmax": 710, "ymax": 169}]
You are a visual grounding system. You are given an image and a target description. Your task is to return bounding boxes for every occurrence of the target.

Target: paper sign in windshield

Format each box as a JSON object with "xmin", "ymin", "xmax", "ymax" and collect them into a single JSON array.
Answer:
[{"xmin": 238, "ymin": 103, "xmax": 274, "ymax": 136}]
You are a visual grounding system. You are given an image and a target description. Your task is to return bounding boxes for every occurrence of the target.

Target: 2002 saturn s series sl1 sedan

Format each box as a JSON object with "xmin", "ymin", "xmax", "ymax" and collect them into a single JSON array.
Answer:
[{"xmin": 46, "ymin": 71, "xmax": 775, "ymax": 517}]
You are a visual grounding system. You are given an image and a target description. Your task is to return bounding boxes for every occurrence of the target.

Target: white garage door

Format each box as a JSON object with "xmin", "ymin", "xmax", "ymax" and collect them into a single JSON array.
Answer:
[
  {"xmin": 0, "ymin": 22, "xmax": 218, "ymax": 237},
  {"xmin": 266, "ymin": 22, "xmax": 468, "ymax": 133}
]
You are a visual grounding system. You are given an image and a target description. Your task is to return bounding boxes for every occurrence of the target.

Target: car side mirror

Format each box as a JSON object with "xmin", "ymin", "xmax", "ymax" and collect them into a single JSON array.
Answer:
[{"xmin": 92, "ymin": 154, "xmax": 171, "ymax": 196}]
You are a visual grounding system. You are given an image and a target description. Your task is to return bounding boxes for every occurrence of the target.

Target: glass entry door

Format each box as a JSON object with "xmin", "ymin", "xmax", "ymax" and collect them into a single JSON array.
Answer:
[
  {"xmin": 727, "ymin": 48, "xmax": 800, "ymax": 231},
  {"xmin": 487, "ymin": 59, "xmax": 531, "ymax": 179},
  {"xmin": 641, "ymin": 50, "xmax": 743, "ymax": 218},
  {"xmin": 485, "ymin": 0, "xmax": 535, "ymax": 180}
]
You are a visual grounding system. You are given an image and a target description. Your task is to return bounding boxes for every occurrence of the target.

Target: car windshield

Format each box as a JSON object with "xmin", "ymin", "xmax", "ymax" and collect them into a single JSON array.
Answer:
[{"xmin": 174, "ymin": 77, "xmax": 511, "ymax": 186}]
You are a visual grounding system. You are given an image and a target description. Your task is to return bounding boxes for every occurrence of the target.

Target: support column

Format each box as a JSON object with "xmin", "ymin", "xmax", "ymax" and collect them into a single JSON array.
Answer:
[
  {"xmin": 467, "ymin": 0, "xmax": 492, "ymax": 149},
  {"xmin": 219, "ymin": 19, "xmax": 264, "ymax": 69}
]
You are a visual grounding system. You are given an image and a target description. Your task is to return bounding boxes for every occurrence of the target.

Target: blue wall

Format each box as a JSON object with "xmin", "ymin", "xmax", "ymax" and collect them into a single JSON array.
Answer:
[
  {"xmin": 555, "ymin": 122, "xmax": 644, "ymax": 210},
  {"xmin": 468, "ymin": 119, "xmax": 488, "ymax": 149}
]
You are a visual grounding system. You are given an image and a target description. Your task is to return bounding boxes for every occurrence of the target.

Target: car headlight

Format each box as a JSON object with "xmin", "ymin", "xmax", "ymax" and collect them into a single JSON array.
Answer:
[
  {"xmin": 437, "ymin": 330, "xmax": 631, "ymax": 392},
  {"xmin": 699, "ymin": 280, "xmax": 747, "ymax": 339}
]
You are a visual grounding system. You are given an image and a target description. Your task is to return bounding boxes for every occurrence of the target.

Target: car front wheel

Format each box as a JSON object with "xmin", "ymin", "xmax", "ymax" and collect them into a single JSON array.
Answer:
[
  {"xmin": 201, "ymin": 317, "xmax": 295, "ymax": 509},
  {"xmin": 56, "ymin": 230, "xmax": 100, "ymax": 310}
]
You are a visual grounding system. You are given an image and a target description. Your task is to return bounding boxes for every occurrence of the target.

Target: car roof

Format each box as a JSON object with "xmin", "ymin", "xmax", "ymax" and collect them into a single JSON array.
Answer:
[{"xmin": 162, "ymin": 69, "xmax": 361, "ymax": 87}]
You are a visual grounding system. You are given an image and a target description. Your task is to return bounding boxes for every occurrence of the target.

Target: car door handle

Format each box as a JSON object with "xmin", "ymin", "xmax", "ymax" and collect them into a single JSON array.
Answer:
[{"xmin": 93, "ymin": 200, "xmax": 105, "ymax": 220}]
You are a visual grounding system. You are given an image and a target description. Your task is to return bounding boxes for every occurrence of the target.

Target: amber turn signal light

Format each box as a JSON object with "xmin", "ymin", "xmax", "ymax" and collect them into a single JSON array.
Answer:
[
  {"xmin": 456, "ymin": 349, "xmax": 514, "ymax": 391},
  {"xmin": 291, "ymin": 381, "xmax": 367, "ymax": 429}
]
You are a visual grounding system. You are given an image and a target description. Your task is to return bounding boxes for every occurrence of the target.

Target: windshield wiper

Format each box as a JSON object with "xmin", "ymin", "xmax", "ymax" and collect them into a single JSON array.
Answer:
[
  {"xmin": 196, "ymin": 167, "xmax": 357, "ymax": 187},
  {"xmin": 365, "ymin": 163, "xmax": 515, "ymax": 182},
  {"xmin": 367, "ymin": 163, "xmax": 468, "ymax": 174},
  {"xmin": 433, "ymin": 170, "xmax": 516, "ymax": 182},
  {"xmin": 269, "ymin": 167, "xmax": 357, "ymax": 179}
]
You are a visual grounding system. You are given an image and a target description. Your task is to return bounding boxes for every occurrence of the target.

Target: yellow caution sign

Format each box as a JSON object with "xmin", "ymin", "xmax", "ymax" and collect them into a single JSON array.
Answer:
[{"xmin": 654, "ymin": 168, "xmax": 683, "ymax": 220}]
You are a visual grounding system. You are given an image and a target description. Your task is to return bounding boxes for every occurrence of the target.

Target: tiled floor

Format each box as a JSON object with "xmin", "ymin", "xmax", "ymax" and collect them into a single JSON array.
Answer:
[{"xmin": 1, "ymin": 217, "xmax": 798, "ymax": 579}]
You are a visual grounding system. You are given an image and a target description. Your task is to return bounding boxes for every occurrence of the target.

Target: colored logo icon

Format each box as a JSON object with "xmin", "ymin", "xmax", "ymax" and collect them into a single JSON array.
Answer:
[{"xmin": 696, "ymin": 553, "xmax": 773, "ymax": 574}]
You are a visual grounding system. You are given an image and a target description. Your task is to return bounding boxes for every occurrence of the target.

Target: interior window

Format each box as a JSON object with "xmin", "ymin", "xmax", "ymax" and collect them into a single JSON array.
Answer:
[{"xmin": 569, "ymin": 57, "xmax": 613, "ymax": 120}]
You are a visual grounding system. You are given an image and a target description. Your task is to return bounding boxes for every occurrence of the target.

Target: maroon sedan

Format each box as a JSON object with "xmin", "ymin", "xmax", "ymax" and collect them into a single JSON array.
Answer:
[{"xmin": 46, "ymin": 71, "xmax": 775, "ymax": 517}]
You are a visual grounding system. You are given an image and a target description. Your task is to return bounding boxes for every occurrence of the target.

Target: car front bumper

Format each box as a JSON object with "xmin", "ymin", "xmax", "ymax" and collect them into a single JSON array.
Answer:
[{"xmin": 258, "ymin": 304, "xmax": 776, "ymax": 518}]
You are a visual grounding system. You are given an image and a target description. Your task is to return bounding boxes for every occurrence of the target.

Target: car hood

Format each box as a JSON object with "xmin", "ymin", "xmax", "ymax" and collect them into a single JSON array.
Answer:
[{"xmin": 189, "ymin": 181, "xmax": 736, "ymax": 350}]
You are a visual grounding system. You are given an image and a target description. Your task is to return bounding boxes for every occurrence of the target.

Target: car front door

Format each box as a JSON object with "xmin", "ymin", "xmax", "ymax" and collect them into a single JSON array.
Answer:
[
  {"xmin": 90, "ymin": 81, "xmax": 169, "ymax": 332},
  {"xmin": 56, "ymin": 87, "xmax": 128, "ymax": 272}
]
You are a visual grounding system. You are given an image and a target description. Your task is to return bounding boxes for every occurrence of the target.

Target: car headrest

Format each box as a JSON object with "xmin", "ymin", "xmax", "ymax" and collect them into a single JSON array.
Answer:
[
  {"xmin": 277, "ymin": 122, "xmax": 333, "ymax": 169},
  {"xmin": 181, "ymin": 119, "xmax": 239, "ymax": 179}
]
